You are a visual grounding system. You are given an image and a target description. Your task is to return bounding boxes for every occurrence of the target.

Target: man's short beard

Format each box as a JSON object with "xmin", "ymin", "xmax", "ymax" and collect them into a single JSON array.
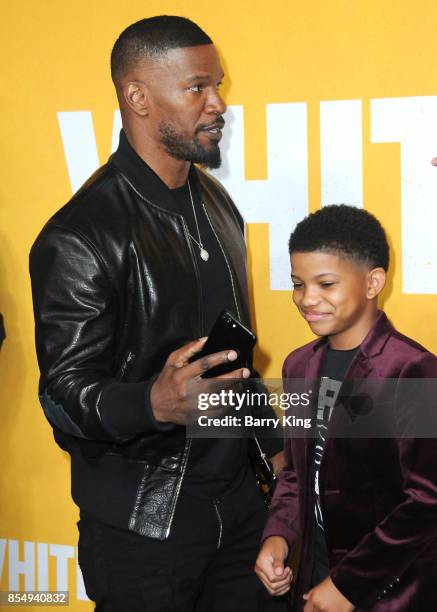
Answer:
[{"xmin": 158, "ymin": 121, "xmax": 222, "ymax": 169}]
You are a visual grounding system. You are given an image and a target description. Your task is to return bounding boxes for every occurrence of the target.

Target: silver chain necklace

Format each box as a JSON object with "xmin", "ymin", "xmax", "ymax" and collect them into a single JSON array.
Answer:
[{"xmin": 187, "ymin": 180, "xmax": 209, "ymax": 262}]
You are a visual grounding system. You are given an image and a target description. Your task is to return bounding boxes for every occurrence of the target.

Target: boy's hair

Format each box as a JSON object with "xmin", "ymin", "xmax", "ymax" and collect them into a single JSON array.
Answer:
[
  {"xmin": 288, "ymin": 204, "xmax": 389, "ymax": 271},
  {"xmin": 111, "ymin": 16, "xmax": 212, "ymax": 83}
]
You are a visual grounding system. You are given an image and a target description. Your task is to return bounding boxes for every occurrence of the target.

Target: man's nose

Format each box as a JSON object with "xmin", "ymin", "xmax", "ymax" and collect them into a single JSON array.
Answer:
[{"xmin": 205, "ymin": 89, "xmax": 226, "ymax": 116}]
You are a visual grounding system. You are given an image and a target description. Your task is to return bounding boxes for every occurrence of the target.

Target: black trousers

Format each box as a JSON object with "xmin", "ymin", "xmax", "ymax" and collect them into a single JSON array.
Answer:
[{"xmin": 78, "ymin": 465, "xmax": 289, "ymax": 612}]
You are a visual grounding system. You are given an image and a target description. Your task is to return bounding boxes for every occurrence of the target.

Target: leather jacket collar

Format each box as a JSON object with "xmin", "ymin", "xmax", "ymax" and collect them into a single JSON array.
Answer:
[{"xmin": 111, "ymin": 130, "xmax": 201, "ymax": 214}]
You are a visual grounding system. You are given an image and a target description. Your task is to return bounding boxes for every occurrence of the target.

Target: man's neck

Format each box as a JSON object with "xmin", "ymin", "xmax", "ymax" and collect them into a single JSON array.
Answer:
[{"xmin": 123, "ymin": 127, "xmax": 190, "ymax": 189}]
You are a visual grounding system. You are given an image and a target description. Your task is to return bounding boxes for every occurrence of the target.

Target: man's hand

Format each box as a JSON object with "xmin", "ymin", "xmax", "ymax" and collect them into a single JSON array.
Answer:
[
  {"xmin": 432, "ymin": 157, "xmax": 437, "ymax": 166},
  {"xmin": 270, "ymin": 450, "xmax": 286, "ymax": 476},
  {"xmin": 150, "ymin": 337, "xmax": 250, "ymax": 425},
  {"xmin": 303, "ymin": 576, "xmax": 354, "ymax": 611},
  {"xmin": 255, "ymin": 536, "xmax": 292, "ymax": 597}
]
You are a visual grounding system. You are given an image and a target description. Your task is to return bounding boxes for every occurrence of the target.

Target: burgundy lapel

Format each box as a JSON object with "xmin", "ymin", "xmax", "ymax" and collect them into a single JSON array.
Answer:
[
  {"xmin": 321, "ymin": 311, "xmax": 395, "ymax": 470},
  {"xmin": 344, "ymin": 310, "xmax": 394, "ymax": 380},
  {"xmin": 305, "ymin": 338, "xmax": 327, "ymax": 380}
]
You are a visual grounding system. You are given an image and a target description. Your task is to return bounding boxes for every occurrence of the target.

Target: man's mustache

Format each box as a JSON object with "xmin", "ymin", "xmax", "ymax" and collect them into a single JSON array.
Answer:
[{"xmin": 196, "ymin": 117, "xmax": 226, "ymax": 133}]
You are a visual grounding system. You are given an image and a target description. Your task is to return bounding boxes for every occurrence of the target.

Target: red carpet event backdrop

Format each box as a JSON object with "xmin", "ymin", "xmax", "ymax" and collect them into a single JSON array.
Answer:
[{"xmin": 1, "ymin": 1, "xmax": 436, "ymax": 608}]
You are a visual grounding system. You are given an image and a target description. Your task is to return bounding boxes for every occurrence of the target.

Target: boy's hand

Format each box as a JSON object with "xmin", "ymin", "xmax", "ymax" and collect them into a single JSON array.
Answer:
[
  {"xmin": 255, "ymin": 536, "xmax": 292, "ymax": 596},
  {"xmin": 303, "ymin": 576, "xmax": 354, "ymax": 611}
]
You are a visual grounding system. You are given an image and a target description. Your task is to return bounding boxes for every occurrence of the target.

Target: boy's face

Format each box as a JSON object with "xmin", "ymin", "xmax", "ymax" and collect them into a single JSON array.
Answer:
[{"xmin": 290, "ymin": 250, "xmax": 377, "ymax": 349}]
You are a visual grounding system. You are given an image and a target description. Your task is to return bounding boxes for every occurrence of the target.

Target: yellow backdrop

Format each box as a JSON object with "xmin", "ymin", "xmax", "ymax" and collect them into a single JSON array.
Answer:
[{"xmin": 1, "ymin": 1, "xmax": 436, "ymax": 608}]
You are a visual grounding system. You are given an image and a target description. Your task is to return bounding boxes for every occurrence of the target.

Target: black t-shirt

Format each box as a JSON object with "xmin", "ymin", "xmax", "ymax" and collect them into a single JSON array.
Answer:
[
  {"xmin": 311, "ymin": 346, "xmax": 359, "ymax": 586},
  {"xmin": 170, "ymin": 177, "xmax": 247, "ymax": 498}
]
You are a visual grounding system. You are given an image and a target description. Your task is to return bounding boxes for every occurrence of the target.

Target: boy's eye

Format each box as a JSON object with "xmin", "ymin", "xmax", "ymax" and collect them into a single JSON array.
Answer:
[
  {"xmin": 292, "ymin": 282, "xmax": 303, "ymax": 289},
  {"xmin": 320, "ymin": 282, "xmax": 335, "ymax": 287},
  {"xmin": 188, "ymin": 84, "xmax": 203, "ymax": 93}
]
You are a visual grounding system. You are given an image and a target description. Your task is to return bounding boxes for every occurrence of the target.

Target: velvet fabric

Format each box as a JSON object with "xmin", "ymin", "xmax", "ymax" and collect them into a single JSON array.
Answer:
[{"xmin": 263, "ymin": 311, "xmax": 437, "ymax": 610}]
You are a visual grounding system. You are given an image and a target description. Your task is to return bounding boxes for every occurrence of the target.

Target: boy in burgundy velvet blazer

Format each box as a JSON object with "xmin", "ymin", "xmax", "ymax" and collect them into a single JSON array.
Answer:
[{"xmin": 255, "ymin": 205, "xmax": 437, "ymax": 611}]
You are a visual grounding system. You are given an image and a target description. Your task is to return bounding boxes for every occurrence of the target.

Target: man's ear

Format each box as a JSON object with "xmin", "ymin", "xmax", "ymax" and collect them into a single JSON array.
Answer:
[
  {"xmin": 123, "ymin": 81, "xmax": 149, "ymax": 117},
  {"xmin": 366, "ymin": 267, "xmax": 386, "ymax": 299}
]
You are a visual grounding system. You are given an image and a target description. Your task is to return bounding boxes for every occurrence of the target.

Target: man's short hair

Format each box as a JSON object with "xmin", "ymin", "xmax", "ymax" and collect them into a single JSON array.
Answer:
[
  {"xmin": 288, "ymin": 204, "xmax": 390, "ymax": 271},
  {"xmin": 111, "ymin": 15, "xmax": 213, "ymax": 82}
]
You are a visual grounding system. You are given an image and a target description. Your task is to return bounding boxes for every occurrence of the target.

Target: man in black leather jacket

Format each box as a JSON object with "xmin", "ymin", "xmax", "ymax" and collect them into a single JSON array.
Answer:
[{"xmin": 30, "ymin": 16, "xmax": 285, "ymax": 611}]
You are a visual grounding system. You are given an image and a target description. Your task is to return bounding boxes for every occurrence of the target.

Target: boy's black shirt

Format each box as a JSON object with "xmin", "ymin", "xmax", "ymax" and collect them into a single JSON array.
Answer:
[{"xmin": 312, "ymin": 346, "xmax": 359, "ymax": 586}]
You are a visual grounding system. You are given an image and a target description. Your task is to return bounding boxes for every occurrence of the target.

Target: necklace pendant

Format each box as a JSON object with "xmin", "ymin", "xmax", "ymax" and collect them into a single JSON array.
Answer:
[{"xmin": 200, "ymin": 248, "xmax": 210, "ymax": 261}]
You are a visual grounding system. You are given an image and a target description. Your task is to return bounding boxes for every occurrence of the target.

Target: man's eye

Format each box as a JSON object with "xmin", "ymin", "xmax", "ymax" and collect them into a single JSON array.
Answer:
[
  {"xmin": 320, "ymin": 282, "xmax": 335, "ymax": 287},
  {"xmin": 188, "ymin": 85, "xmax": 203, "ymax": 93},
  {"xmin": 292, "ymin": 283, "xmax": 303, "ymax": 289}
]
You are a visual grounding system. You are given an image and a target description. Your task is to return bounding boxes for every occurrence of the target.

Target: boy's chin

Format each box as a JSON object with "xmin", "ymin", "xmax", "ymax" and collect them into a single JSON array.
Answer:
[{"xmin": 306, "ymin": 320, "xmax": 334, "ymax": 336}]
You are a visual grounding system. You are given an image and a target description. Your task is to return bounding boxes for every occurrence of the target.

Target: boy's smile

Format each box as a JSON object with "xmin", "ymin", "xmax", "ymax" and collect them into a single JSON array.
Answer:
[{"xmin": 290, "ymin": 250, "xmax": 384, "ymax": 350}]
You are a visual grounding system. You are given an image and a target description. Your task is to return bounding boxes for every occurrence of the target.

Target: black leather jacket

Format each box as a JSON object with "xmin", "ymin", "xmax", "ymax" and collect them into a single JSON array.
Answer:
[{"xmin": 30, "ymin": 135, "xmax": 278, "ymax": 539}]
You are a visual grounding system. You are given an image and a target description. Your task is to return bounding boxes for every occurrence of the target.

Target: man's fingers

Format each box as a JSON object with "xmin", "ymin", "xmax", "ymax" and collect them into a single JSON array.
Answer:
[
  {"xmin": 431, "ymin": 157, "xmax": 437, "ymax": 166},
  {"xmin": 183, "ymin": 348, "xmax": 239, "ymax": 378},
  {"xmin": 167, "ymin": 337, "xmax": 207, "ymax": 367},
  {"xmin": 198, "ymin": 349, "xmax": 238, "ymax": 372},
  {"xmin": 217, "ymin": 366, "xmax": 251, "ymax": 380},
  {"xmin": 167, "ymin": 340, "xmax": 251, "ymax": 380}
]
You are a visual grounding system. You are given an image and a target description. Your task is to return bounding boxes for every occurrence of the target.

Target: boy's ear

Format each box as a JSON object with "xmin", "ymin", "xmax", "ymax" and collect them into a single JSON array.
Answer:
[
  {"xmin": 366, "ymin": 267, "xmax": 386, "ymax": 299},
  {"xmin": 123, "ymin": 81, "xmax": 149, "ymax": 117}
]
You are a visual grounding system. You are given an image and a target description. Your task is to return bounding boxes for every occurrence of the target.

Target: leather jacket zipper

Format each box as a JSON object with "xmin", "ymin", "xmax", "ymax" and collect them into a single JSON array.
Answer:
[
  {"xmin": 213, "ymin": 501, "xmax": 223, "ymax": 549},
  {"xmin": 252, "ymin": 429, "xmax": 267, "ymax": 462},
  {"xmin": 163, "ymin": 218, "xmax": 201, "ymax": 538},
  {"xmin": 118, "ymin": 351, "xmax": 135, "ymax": 379}
]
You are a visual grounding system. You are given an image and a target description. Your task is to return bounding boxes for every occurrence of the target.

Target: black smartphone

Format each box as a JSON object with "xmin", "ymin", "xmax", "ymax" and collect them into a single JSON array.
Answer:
[{"xmin": 193, "ymin": 310, "xmax": 257, "ymax": 378}]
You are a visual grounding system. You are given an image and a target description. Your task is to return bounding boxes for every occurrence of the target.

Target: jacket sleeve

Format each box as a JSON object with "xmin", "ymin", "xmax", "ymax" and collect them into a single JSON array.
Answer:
[
  {"xmin": 30, "ymin": 223, "xmax": 172, "ymax": 444},
  {"xmin": 261, "ymin": 363, "xmax": 302, "ymax": 547},
  {"xmin": 261, "ymin": 439, "xmax": 301, "ymax": 547},
  {"xmin": 330, "ymin": 351, "xmax": 437, "ymax": 607}
]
